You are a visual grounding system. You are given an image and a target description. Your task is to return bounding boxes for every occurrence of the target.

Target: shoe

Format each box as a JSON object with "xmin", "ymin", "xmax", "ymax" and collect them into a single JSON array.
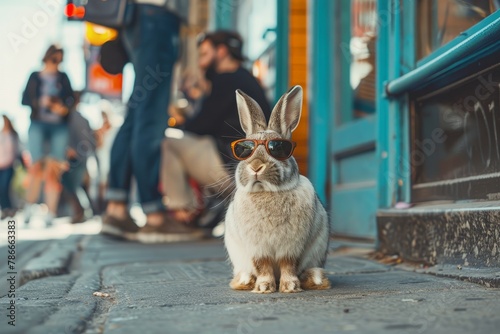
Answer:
[
  {"xmin": 7, "ymin": 209, "xmax": 17, "ymax": 218},
  {"xmin": 1, "ymin": 209, "xmax": 17, "ymax": 220},
  {"xmin": 136, "ymin": 216, "xmax": 205, "ymax": 244},
  {"xmin": 101, "ymin": 214, "xmax": 139, "ymax": 241},
  {"xmin": 23, "ymin": 204, "xmax": 35, "ymax": 225},
  {"xmin": 70, "ymin": 212, "xmax": 86, "ymax": 224},
  {"xmin": 45, "ymin": 213, "xmax": 55, "ymax": 227}
]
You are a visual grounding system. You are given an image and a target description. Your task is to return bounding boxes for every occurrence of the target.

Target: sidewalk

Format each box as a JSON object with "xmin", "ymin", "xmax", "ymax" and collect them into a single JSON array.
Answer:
[{"xmin": 1, "ymin": 231, "xmax": 500, "ymax": 334}]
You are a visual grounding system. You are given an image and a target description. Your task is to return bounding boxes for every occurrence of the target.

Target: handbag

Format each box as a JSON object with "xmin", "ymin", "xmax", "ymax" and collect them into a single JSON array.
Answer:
[
  {"xmin": 83, "ymin": 0, "xmax": 135, "ymax": 29},
  {"xmin": 99, "ymin": 37, "xmax": 130, "ymax": 75}
]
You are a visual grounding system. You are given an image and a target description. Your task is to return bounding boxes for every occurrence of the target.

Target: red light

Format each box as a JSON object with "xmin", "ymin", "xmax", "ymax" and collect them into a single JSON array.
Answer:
[
  {"xmin": 75, "ymin": 6, "xmax": 85, "ymax": 18},
  {"xmin": 64, "ymin": 3, "xmax": 76, "ymax": 17},
  {"xmin": 64, "ymin": 4, "xmax": 85, "ymax": 19}
]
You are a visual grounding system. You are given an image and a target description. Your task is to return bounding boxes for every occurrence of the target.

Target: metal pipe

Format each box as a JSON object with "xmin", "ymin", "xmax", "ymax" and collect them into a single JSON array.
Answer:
[{"xmin": 385, "ymin": 16, "xmax": 500, "ymax": 97}]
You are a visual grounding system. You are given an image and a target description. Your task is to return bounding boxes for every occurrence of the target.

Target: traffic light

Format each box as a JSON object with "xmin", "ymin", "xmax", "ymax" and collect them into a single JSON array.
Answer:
[{"xmin": 64, "ymin": 0, "xmax": 85, "ymax": 21}]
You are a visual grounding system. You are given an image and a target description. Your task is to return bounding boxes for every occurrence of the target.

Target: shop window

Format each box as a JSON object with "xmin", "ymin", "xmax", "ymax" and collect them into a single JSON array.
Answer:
[
  {"xmin": 412, "ymin": 52, "xmax": 500, "ymax": 202},
  {"xmin": 351, "ymin": 0, "xmax": 377, "ymax": 119},
  {"xmin": 417, "ymin": 0, "xmax": 500, "ymax": 60}
]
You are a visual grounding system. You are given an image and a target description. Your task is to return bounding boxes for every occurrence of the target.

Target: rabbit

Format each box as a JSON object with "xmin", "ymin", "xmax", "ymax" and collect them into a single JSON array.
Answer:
[{"xmin": 224, "ymin": 85, "xmax": 330, "ymax": 293}]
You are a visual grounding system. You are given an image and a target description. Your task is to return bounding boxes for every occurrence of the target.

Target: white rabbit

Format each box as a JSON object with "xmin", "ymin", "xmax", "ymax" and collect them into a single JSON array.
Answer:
[{"xmin": 224, "ymin": 85, "xmax": 330, "ymax": 293}]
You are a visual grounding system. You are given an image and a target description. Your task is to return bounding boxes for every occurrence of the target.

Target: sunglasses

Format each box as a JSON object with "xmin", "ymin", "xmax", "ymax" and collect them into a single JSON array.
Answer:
[{"xmin": 231, "ymin": 139, "xmax": 297, "ymax": 161}]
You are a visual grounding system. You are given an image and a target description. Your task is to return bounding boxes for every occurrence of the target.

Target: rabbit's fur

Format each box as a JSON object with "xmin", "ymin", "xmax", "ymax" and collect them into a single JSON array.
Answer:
[{"xmin": 224, "ymin": 86, "xmax": 330, "ymax": 293}]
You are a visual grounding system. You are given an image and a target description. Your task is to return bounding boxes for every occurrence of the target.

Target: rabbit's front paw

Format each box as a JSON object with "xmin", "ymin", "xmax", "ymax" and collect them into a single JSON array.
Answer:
[
  {"xmin": 279, "ymin": 277, "xmax": 303, "ymax": 293},
  {"xmin": 252, "ymin": 277, "xmax": 276, "ymax": 294}
]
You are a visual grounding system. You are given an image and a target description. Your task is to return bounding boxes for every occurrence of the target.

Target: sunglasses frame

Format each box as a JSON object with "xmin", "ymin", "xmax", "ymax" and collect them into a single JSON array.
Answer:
[{"xmin": 230, "ymin": 138, "xmax": 297, "ymax": 161}]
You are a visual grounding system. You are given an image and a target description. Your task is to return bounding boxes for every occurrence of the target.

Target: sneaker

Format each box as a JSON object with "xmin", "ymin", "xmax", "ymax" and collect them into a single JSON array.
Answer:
[
  {"xmin": 101, "ymin": 214, "xmax": 139, "ymax": 241},
  {"xmin": 136, "ymin": 216, "xmax": 205, "ymax": 244},
  {"xmin": 44, "ymin": 213, "xmax": 55, "ymax": 227},
  {"xmin": 23, "ymin": 204, "xmax": 35, "ymax": 225}
]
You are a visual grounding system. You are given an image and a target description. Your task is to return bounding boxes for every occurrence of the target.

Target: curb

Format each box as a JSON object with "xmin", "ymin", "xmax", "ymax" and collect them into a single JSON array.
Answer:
[
  {"xmin": 416, "ymin": 264, "xmax": 500, "ymax": 288},
  {"xmin": 393, "ymin": 262, "xmax": 500, "ymax": 288}
]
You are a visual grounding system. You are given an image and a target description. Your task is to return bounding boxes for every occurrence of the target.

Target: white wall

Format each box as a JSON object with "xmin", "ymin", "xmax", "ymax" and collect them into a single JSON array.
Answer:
[{"xmin": 0, "ymin": 0, "xmax": 85, "ymax": 141}]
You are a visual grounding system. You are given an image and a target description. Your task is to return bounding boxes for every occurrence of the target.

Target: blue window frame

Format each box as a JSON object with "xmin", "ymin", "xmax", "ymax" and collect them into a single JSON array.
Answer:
[{"xmin": 384, "ymin": 2, "xmax": 500, "ymax": 204}]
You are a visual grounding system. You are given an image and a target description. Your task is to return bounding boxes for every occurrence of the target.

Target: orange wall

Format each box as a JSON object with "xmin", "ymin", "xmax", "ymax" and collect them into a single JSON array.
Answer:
[{"xmin": 289, "ymin": 0, "xmax": 309, "ymax": 175}]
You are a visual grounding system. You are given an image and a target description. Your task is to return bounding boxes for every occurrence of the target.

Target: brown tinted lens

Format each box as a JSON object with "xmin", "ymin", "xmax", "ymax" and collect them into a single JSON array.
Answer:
[
  {"xmin": 233, "ymin": 140, "xmax": 255, "ymax": 159},
  {"xmin": 267, "ymin": 140, "xmax": 293, "ymax": 159}
]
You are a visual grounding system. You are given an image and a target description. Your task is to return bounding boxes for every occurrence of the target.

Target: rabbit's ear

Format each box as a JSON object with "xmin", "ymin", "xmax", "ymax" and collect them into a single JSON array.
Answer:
[
  {"xmin": 268, "ymin": 85, "xmax": 302, "ymax": 139},
  {"xmin": 236, "ymin": 89, "xmax": 267, "ymax": 136}
]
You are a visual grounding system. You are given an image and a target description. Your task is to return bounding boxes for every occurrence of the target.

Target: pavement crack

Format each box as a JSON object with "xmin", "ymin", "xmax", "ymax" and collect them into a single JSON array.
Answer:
[{"xmin": 82, "ymin": 268, "xmax": 116, "ymax": 334}]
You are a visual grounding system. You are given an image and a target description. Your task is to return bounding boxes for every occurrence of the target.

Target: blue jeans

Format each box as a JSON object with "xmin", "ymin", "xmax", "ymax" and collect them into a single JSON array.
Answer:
[
  {"xmin": 28, "ymin": 121, "xmax": 69, "ymax": 162},
  {"xmin": 106, "ymin": 5, "xmax": 180, "ymax": 213},
  {"xmin": 0, "ymin": 167, "xmax": 14, "ymax": 210}
]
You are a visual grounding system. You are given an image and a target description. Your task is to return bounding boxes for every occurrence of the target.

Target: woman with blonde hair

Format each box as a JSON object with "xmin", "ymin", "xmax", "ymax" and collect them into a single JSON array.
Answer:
[{"xmin": 21, "ymin": 44, "xmax": 74, "ymax": 225}]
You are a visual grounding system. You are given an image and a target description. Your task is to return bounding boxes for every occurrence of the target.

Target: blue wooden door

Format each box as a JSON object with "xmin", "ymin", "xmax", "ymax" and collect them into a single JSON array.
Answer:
[{"xmin": 329, "ymin": 0, "xmax": 379, "ymax": 239}]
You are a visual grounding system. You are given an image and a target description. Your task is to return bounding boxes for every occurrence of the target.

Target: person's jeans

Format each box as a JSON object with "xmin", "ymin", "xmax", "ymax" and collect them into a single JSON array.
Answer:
[
  {"xmin": 0, "ymin": 167, "xmax": 14, "ymax": 210},
  {"xmin": 106, "ymin": 5, "xmax": 180, "ymax": 214}
]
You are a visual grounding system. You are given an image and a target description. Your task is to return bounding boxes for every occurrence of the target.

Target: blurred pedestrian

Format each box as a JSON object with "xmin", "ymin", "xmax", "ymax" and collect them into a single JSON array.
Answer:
[
  {"xmin": 0, "ymin": 115, "xmax": 21, "ymax": 220},
  {"xmin": 21, "ymin": 44, "xmax": 74, "ymax": 225},
  {"xmin": 101, "ymin": 1, "xmax": 193, "ymax": 241},
  {"xmin": 158, "ymin": 31, "xmax": 271, "ymax": 232},
  {"xmin": 95, "ymin": 110, "xmax": 118, "ymax": 214},
  {"xmin": 62, "ymin": 91, "xmax": 96, "ymax": 224}
]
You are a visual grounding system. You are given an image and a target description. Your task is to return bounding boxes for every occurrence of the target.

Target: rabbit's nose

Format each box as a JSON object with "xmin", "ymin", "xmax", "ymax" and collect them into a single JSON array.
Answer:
[{"xmin": 247, "ymin": 164, "xmax": 266, "ymax": 174}]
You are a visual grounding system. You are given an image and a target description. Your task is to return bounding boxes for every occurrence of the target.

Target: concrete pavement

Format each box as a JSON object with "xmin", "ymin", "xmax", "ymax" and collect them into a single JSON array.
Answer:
[{"xmin": 1, "ymin": 230, "xmax": 500, "ymax": 334}]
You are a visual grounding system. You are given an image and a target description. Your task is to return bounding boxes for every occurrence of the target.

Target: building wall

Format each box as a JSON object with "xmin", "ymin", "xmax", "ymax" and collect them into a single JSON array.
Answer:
[{"xmin": 288, "ymin": 0, "xmax": 309, "ymax": 175}]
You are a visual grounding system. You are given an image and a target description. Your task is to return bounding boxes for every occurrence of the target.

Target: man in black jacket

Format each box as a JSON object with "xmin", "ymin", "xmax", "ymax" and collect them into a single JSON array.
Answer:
[{"xmin": 142, "ymin": 30, "xmax": 271, "ymax": 241}]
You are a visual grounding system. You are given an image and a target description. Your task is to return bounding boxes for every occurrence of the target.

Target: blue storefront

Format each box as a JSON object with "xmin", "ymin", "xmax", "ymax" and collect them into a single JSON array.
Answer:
[{"xmin": 214, "ymin": 0, "xmax": 500, "ymax": 266}]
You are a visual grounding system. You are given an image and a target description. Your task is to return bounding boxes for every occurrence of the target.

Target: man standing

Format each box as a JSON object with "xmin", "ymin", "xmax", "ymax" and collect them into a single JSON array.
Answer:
[
  {"xmin": 144, "ymin": 30, "xmax": 271, "ymax": 242},
  {"xmin": 101, "ymin": 0, "xmax": 191, "ymax": 240}
]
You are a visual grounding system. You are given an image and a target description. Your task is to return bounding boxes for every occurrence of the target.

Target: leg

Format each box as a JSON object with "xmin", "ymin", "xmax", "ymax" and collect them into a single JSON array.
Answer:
[
  {"xmin": 176, "ymin": 134, "xmax": 232, "ymax": 198},
  {"xmin": 124, "ymin": 7, "xmax": 180, "ymax": 218},
  {"xmin": 224, "ymin": 211, "xmax": 256, "ymax": 290},
  {"xmin": 160, "ymin": 137, "xmax": 197, "ymax": 211},
  {"xmin": 278, "ymin": 257, "xmax": 303, "ymax": 293},
  {"xmin": 25, "ymin": 162, "xmax": 43, "ymax": 204},
  {"xmin": 161, "ymin": 132, "xmax": 233, "ymax": 209},
  {"xmin": 230, "ymin": 272, "xmax": 256, "ymax": 291},
  {"xmin": 298, "ymin": 202, "xmax": 330, "ymax": 290},
  {"xmin": 161, "ymin": 133, "xmax": 232, "ymax": 222},
  {"xmin": 105, "ymin": 109, "xmax": 134, "ymax": 215},
  {"xmin": 0, "ymin": 168, "xmax": 14, "ymax": 210},
  {"xmin": 26, "ymin": 121, "xmax": 45, "ymax": 204},
  {"xmin": 0, "ymin": 169, "xmax": 7, "ymax": 209},
  {"xmin": 61, "ymin": 162, "xmax": 85, "ymax": 221},
  {"xmin": 252, "ymin": 257, "xmax": 276, "ymax": 294},
  {"xmin": 43, "ymin": 158, "xmax": 68, "ymax": 215},
  {"xmin": 131, "ymin": 6, "xmax": 179, "ymax": 218},
  {"xmin": 299, "ymin": 268, "xmax": 331, "ymax": 290},
  {"xmin": 44, "ymin": 124, "xmax": 69, "ymax": 216},
  {"xmin": 102, "ymin": 35, "xmax": 137, "ymax": 226}
]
